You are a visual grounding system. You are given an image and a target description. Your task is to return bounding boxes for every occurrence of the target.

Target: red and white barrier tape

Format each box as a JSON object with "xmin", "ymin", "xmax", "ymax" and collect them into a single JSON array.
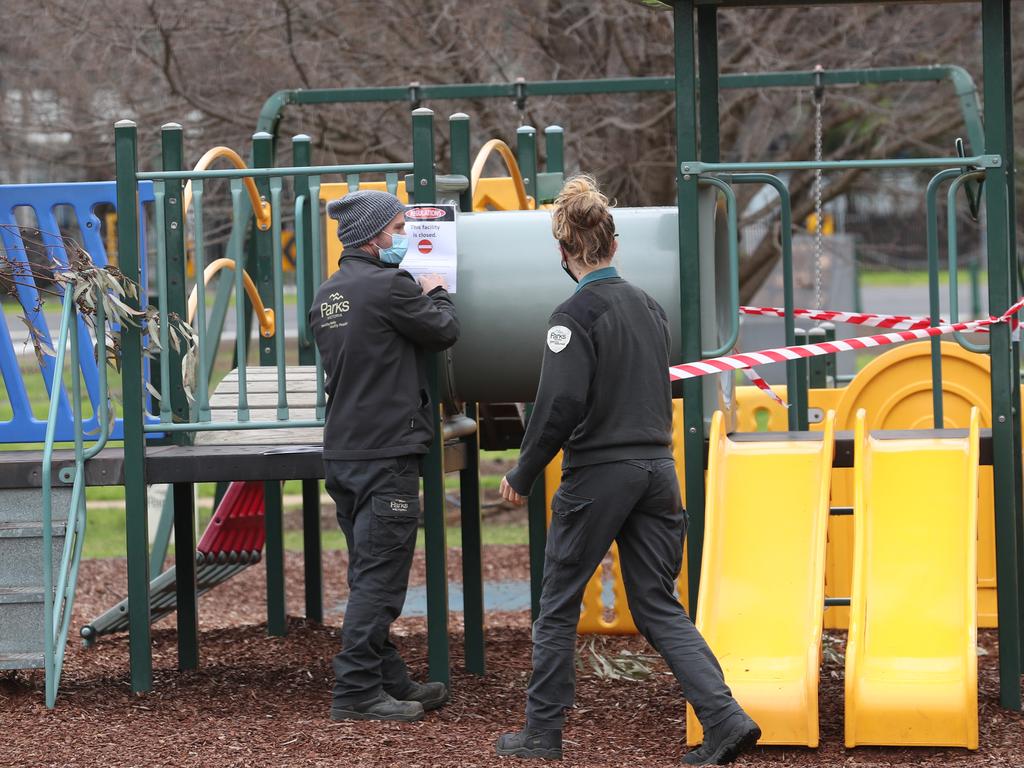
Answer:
[
  {"xmin": 740, "ymin": 304, "xmax": 941, "ymax": 331},
  {"xmin": 740, "ymin": 367, "xmax": 789, "ymax": 408},
  {"xmin": 669, "ymin": 296, "xmax": 1024, "ymax": 383}
]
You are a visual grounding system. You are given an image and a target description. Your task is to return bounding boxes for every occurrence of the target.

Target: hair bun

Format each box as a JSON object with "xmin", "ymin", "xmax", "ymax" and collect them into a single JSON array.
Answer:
[
  {"xmin": 556, "ymin": 176, "xmax": 609, "ymax": 229},
  {"xmin": 551, "ymin": 175, "xmax": 616, "ymax": 268}
]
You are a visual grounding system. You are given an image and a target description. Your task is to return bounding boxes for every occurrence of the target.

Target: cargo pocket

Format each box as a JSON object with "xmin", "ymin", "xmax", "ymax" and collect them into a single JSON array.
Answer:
[
  {"xmin": 370, "ymin": 494, "xmax": 420, "ymax": 556},
  {"xmin": 546, "ymin": 489, "xmax": 593, "ymax": 565}
]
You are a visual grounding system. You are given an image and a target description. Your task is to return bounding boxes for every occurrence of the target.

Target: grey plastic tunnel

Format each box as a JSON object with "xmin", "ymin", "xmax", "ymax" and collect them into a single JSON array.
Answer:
[{"xmin": 449, "ymin": 187, "xmax": 734, "ymax": 430}]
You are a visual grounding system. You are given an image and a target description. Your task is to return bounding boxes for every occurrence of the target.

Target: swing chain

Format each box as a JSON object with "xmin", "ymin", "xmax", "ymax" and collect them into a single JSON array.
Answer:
[
  {"xmin": 514, "ymin": 77, "xmax": 527, "ymax": 127},
  {"xmin": 812, "ymin": 65, "xmax": 825, "ymax": 317}
]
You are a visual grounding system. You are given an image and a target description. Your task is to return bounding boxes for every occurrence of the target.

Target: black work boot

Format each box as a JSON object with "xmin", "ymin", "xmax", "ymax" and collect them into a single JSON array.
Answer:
[
  {"xmin": 388, "ymin": 680, "xmax": 449, "ymax": 712},
  {"xmin": 680, "ymin": 741, "xmax": 712, "ymax": 765},
  {"xmin": 330, "ymin": 692, "xmax": 424, "ymax": 722},
  {"xmin": 682, "ymin": 712, "xmax": 760, "ymax": 765},
  {"xmin": 495, "ymin": 726, "xmax": 563, "ymax": 759}
]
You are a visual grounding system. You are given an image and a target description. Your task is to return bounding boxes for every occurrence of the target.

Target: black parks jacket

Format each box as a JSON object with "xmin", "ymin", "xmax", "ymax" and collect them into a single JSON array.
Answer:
[
  {"xmin": 310, "ymin": 249, "xmax": 460, "ymax": 460},
  {"xmin": 505, "ymin": 270, "xmax": 673, "ymax": 495}
]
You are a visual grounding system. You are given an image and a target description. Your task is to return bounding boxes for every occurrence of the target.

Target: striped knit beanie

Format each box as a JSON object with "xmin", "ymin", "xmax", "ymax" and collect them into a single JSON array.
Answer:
[{"xmin": 326, "ymin": 190, "xmax": 405, "ymax": 248}]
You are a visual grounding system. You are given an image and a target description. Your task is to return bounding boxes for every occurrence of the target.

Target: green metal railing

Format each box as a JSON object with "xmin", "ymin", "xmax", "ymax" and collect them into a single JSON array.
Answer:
[
  {"xmin": 724, "ymin": 173, "xmax": 803, "ymax": 430},
  {"xmin": 947, "ymin": 171, "xmax": 990, "ymax": 353},
  {"xmin": 114, "ymin": 108, "xmax": 489, "ymax": 695},
  {"xmin": 256, "ymin": 66, "xmax": 985, "ymax": 160},
  {"xmin": 700, "ymin": 155, "xmax": 994, "ymax": 433},
  {"xmin": 697, "ymin": 176, "xmax": 740, "ymax": 358},
  {"xmin": 140, "ymin": 159, "xmax": 413, "ymax": 436},
  {"xmin": 41, "ymin": 286, "xmax": 109, "ymax": 707}
]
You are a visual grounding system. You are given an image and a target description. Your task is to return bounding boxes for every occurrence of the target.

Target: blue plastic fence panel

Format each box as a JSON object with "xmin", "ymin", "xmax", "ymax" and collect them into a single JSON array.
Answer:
[{"xmin": 0, "ymin": 181, "xmax": 160, "ymax": 444}]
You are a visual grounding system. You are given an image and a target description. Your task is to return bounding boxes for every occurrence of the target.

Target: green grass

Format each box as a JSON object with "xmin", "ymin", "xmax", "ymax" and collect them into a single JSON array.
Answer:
[
  {"xmin": 82, "ymin": 504, "xmax": 527, "ymax": 560},
  {"xmin": 858, "ymin": 269, "xmax": 986, "ymax": 288}
]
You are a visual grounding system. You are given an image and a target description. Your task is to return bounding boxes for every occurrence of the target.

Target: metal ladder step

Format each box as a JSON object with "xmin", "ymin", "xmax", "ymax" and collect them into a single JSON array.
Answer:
[
  {"xmin": 0, "ymin": 587, "xmax": 46, "ymax": 657},
  {"xmin": 0, "ymin": 522, "xmax": 66, "ymax": 590},
  {"xmin": 0, "ymin": 652, "xmax": 44, "ymax": 670}
]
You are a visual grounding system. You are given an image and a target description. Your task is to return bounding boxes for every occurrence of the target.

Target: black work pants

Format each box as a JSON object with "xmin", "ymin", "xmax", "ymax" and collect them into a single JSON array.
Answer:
[
  {"xmin": 526, "ymin": 458, "xmax": 741, "ymax": 730},
  {"xmin": 325, "ymin": 455, "xmax": 421, "ymax": 706}
]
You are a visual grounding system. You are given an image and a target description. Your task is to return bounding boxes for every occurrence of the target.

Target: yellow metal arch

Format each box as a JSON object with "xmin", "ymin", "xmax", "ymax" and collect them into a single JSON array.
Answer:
[
  {"xmin": 183, "ymin": 146, "xmax": 272, "ymax": 231},
  {"xmin": 470, "ymin": 139, "xmax": 533, "ymax": 211},
  {"xmin": 187, "ymin": 257, "xmax": 276, "ymax": 338}
]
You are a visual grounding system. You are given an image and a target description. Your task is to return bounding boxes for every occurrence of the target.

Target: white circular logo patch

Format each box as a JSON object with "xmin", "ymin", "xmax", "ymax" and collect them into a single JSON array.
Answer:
[{"xmin": 547, "ymin": 325, "xmax": 572, "ymax": 353}]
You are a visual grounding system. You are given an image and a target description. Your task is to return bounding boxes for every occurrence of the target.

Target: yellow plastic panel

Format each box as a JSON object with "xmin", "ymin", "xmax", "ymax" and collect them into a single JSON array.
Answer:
[
  {"xmin": 320, "ymin": 182, "xmax": 410, "ymax": 276},
  {"xmin": 844, "ymin": 408, "xmax": 979, "ymax": 749},
  {"xmin": 687, "ymin": 410, "xmax": 834, "ymax": 747},
  {"xmin": 827, "ymin": 342, "xmax": 995, "ymax": 629}
]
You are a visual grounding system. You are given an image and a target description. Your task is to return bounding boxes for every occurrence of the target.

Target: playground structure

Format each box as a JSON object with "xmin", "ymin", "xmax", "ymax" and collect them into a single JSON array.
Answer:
[{"xmin": 0, "ymin": 0, "xmax": 1019, "ymax": 756}]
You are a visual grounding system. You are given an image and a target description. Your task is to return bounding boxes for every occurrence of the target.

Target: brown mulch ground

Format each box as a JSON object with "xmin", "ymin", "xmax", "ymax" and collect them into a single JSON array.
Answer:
[{"xmin": 2, "ymin": 547, "xmax": 1023, "ymax": 767}]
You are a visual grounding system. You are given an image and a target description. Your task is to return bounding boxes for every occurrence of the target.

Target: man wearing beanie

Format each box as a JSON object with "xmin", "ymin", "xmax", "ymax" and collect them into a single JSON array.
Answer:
[{"xmin": 309, "ymin": 190, "xmax": 459, "ymax": 722}]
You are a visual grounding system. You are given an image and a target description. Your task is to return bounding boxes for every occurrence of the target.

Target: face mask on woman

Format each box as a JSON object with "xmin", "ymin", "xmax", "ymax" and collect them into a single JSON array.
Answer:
[
  {"xmin": 560, "ymin": 258, "xmax": 579, "ymax": 283},
  {"xmin": 377, "ymin": 231, "xmax": 409, "ymax": 264}
]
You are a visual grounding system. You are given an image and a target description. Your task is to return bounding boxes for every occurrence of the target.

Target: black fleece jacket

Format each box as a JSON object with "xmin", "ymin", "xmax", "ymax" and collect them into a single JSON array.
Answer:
[
  {"xmin": 310, "ymin": 249, "xmax": 459, "ymax": 460},
  {"xmin": 506, "ymin": 275, "xmax": 673, "ymax": 495}
]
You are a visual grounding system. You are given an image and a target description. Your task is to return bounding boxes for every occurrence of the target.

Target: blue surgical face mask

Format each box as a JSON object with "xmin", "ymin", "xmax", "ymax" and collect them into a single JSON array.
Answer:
[{"xmin": 377, "ymin": 231, "xmax": 408, "ymax": 264}]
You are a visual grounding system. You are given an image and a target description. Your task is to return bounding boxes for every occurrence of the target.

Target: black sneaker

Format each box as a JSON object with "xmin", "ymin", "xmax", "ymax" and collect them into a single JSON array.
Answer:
[
  {"xmin": 330, "ymin": 692, "xmax": 424, "ymax": 722},
  {"xmin": 389, "ymin": 681, "xmax": 449, "ymax": 712},
  {"xmin": 495, "ymin": 726, "xmax": 563, "ymax": 760},
  {"xmin": 682, "ymin": 712, "xmax": 760, "ymax": 765}
]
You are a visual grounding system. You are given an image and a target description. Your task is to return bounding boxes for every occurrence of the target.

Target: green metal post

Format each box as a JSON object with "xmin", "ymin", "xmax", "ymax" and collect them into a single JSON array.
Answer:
[
  {"xmin": 981, "ymin": 0, "xmax": 1022, "ymax": 711},
  {"xmin": 516, "ymin": 126, "xmax": 538, "ymax": 204},
  {"xmin": 252, "ymin": 130, "xmax": 287, "ymax": 637},
  {"xmin": 449, "ymin": 113, "xmax": 473, "ymax": 213},
  {"xmin": 293, "ymin": 134, "xmax": 323, "ymax": 624},
  {"xmin": 160, "ymin": 124, "xmax": 190, "ymax": 429},
  {"xmin": 545, "ymin": 126, "xmax": 564, "ymax": 175},
  {"xmin": 676, "ymin": 0, "xmax": 705, "ymax": 611},
  {"xmin": 161, "ymin": 124, "xmax": 199, "ymax": 669},
  {"xmin": 998, "ymin": 1, "xmax": 1024, "ymax": 667},
  {"xmin": 114, "ymin": 119, "xmax": 152, "ymax": 693},
  {"xmin": 413, "ymin": 107, "xmax": 450, "ymax": 686},
  {"xmin": 172, "ymin": 482, "xmax": 198, "ymax": 669},
  {"xmin": 460, "ymin": 402, "xmax": 485, "ymax": 675},
  {"xmin": 525, "ymin": 403, "xmax": 547, "ymax": 622},
  {"xmin": 808, "ymin": 328, "xmax": 827, "ymax": 389},
  {"xmin": 794, "ymin": 328, "xmax": 809, "ymax": 431},
  {"xmin": 822, "ymin": 323, "xmax": 836, "ymax": 387},
  {"xmin": 449, "ymin": 112, "xmax": 483, "ymax": 673},
  {"xmin": 697, "ymin": 5, "xmax": 719, "ymax": 162}
]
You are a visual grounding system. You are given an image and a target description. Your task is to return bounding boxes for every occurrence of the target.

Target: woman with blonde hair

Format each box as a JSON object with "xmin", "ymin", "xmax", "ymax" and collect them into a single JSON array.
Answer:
[{"xmin": 496, "ymin": 176, "xmax": 758, "ymax": 765}]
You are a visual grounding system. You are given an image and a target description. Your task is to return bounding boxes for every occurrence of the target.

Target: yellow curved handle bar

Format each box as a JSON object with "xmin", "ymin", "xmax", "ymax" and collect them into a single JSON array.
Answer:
[
  {"xmin": 187, "ymin": 258, "xmax": 276, "ymax": 338},
  {"xmin": 470, "ymin": 139, "xmax": 533, "ymax": 211},
  {"xmin": 183, "ymin": 146, "xmax": 272, "ymax": 232}
]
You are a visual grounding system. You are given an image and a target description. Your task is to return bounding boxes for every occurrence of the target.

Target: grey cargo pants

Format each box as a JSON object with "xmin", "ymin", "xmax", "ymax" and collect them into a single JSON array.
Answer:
[
  {"xmin": 526, "ymin": 458, "xmax": 742, "ymax": 730},
  {"xmin": 324, "ymin": 455, "xmax": 421, "ymax": 706}
]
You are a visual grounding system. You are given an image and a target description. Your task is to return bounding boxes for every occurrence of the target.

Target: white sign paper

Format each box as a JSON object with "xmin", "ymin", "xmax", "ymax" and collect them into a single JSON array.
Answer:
[{"xmin": 401, "ymin": 203, "xmax": 458, "ymax": 293}]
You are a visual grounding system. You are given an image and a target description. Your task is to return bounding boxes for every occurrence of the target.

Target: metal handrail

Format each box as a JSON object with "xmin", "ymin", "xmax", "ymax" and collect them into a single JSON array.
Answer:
[
  {"xmin": 925, "ymin": 168, "xmax": 964, "ymax": 427},
  {"xmin": 696, "ymin": 176, "xmax": 739, "ymax": 358},
  {"xmin": 186, "ymin": 258, "xmax": 276, "ymax": 338},
  {"xmin": 183, "ymin": 147, "xmax": 272, "ymax": 231},
  {"xmin": 724, "ymin": 173, "xmax": 802, "ymax": 431},
  {"xmin": 41, "ymin": 284, "xmax": 110, "ymax": 706},
  {"xmin": 947, "ymin": 170, "xmax": 990, "ymax": 353}
]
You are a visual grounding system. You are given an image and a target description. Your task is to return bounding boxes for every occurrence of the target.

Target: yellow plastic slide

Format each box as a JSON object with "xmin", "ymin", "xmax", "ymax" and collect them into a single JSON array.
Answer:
[
  {"xmin": 845, "ymin": 408, "xmax": 979, "ymax": 749},
  {"xmin": 687, "ymin": 410, "xmax": 835, "ymax": 747}
]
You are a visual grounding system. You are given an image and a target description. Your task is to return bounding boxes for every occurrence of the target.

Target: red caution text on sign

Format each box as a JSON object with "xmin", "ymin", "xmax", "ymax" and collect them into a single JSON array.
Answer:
[{"xmin": 418, "ymin": 239, "xmax": 433, "ymax": 254}]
